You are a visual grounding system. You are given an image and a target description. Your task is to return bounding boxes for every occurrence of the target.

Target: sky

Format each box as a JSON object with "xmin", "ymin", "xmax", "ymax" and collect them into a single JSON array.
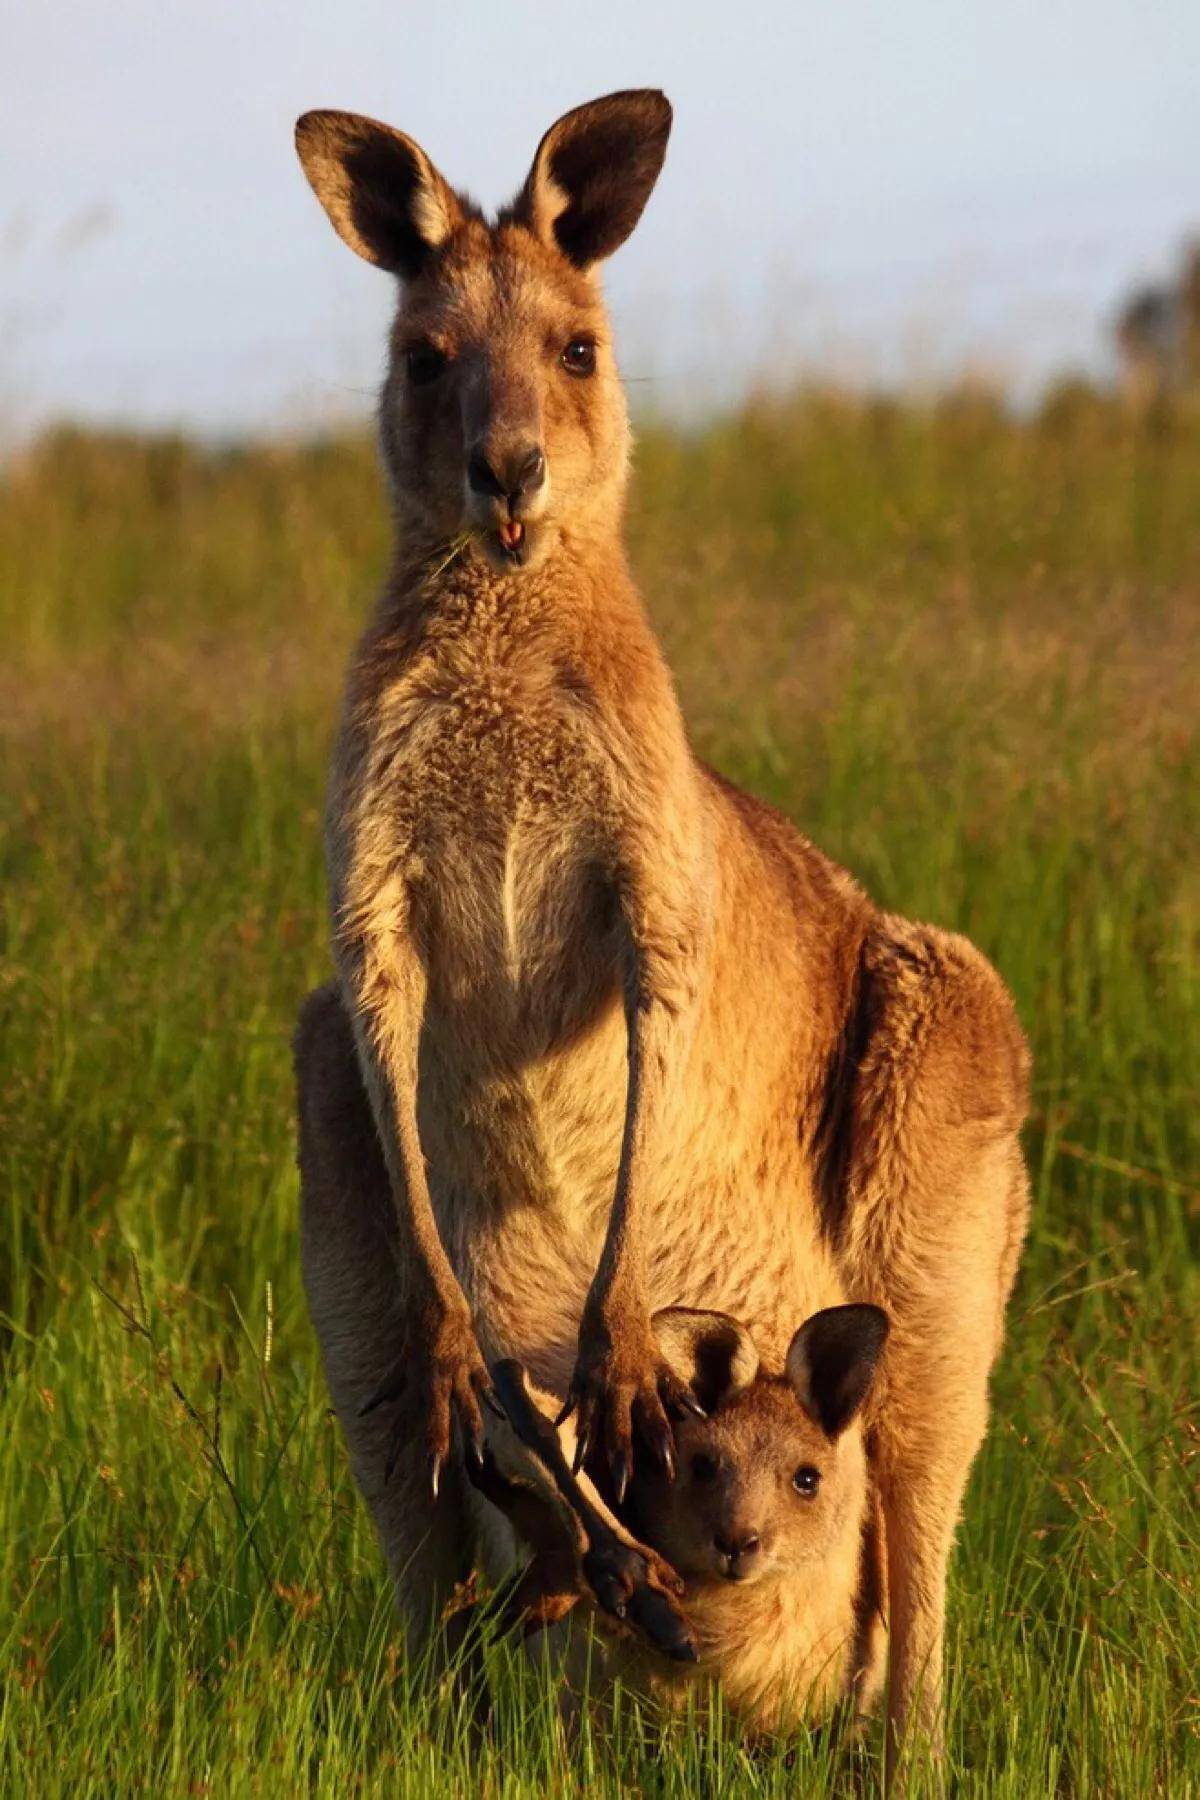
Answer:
[{"xmin": 2, "ymin": 0, "xmax": 1198, "ymax": 437}]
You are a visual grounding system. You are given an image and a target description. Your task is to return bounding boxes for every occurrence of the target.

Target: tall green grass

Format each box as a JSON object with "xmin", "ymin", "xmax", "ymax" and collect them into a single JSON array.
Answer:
[{"xmin": 2, "ymin": 390, "xmax": 1197, "ymax": 1794}]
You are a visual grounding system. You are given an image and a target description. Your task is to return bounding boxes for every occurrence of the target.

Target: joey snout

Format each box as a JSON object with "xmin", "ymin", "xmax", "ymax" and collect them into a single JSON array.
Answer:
[{"xmin": 712, "ymin": 1523, "xmax": 765, "ymax": 1581}]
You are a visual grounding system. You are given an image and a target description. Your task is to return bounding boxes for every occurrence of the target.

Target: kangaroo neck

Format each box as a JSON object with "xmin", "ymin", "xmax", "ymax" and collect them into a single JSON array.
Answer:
[{"xmin": 386, "ymin": 527, "xmax": 646, "ymax": 652}]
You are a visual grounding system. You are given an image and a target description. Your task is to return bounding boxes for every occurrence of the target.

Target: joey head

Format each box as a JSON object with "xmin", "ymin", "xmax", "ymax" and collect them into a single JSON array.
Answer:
[{"xmin": 623, "ymin": 1304, "xmax": 889, "ymax": 1591}]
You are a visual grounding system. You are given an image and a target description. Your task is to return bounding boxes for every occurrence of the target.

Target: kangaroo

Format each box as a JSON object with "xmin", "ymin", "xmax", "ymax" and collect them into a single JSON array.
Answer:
[
  {"xmin": 625, "ymin": 1303, "xmax": 889, "ymax": 1727},
  {"xmin": 480, "ymin": 1302, "xmax": 893, "ymax": 1732},
  {"xmin": 292, "ymin": 89, "xmax": 1031, "ymax": 1761}
]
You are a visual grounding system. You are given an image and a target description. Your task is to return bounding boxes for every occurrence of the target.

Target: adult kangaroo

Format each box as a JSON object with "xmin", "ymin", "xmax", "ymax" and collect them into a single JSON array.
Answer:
[{"xmin": 292, "ymin": 89, "xmax": 1030, "ymax": 1756}]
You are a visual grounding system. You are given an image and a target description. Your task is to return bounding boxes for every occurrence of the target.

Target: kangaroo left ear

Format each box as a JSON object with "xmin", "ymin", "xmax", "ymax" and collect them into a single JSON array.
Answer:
[
  {"xmin": 514, "ymin": 89, "xmax": 672, "ymax": 270},
  {"xmin": 652, "ymin": 1306, "xmax": 759, "ymax": 1415},
  {"xmin": 295, "ymin": 110, "xmax": 464, "ymax": 279},
  {"xmin": 785, "ymin": 1305, "xmax": 889, "ymax": 1439}
]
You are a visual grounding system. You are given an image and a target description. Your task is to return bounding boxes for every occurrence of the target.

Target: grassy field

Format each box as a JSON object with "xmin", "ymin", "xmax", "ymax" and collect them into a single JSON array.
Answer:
[{"xmin": 1, "ymin": 388, "xmax": 1197, "ymax": 1795}]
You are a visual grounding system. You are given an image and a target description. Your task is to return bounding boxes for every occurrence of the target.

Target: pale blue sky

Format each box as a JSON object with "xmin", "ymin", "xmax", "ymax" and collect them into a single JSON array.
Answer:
[{"xmin": 2, "ymin": 1, "xmax": 1197, "ymax": 435}]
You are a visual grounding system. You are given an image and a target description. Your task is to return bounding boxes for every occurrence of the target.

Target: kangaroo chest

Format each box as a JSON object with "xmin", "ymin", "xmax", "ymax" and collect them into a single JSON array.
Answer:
[{"xmin": 356, "ymin": 639, "xmax": 627, "ymax": 1033}]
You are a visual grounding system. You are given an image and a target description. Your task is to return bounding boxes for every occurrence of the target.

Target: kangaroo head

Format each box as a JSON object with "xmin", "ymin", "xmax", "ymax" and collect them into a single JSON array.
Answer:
[
  {"xmin": 625, "ymin": 1305, "xmax": 888, "ymax": 1589},
  {"xmin": 295, "ymin": 91, "xmax": 671, "ymax": 573}
]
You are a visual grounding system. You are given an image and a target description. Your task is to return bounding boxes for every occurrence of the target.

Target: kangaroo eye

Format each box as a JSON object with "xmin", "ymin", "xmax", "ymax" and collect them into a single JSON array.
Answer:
[
  {"xmin": 793, "ymin": 1465, "xmax": 821, "ymax": 1498},
  {"xmin": 561, "ymin": 336, "xmax": 596, "ymax": 377},
  {"xmin": 405, "ymin": 342, "xmax": 446, "ymax": 386},
  {"xmin": 691, "ymin": 1453, "xmax": 717, "ymax": 1483}
]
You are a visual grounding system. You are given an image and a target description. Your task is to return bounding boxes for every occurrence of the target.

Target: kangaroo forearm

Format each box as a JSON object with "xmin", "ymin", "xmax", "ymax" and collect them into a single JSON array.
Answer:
[
  {"xmin": 588, "ymin": 987, "xmax": 677, "ymax": 1320},
  {"xmin": 369, "ymin": 1050, "xmax": 464, "ymax": 1307},
  {"xmin": 338, "ymin": 924, "xmax": 465, "ymax": 1312},
  {"xmin": 588, "ymin": 849, "xmax": 708, "ymax": 1309}
]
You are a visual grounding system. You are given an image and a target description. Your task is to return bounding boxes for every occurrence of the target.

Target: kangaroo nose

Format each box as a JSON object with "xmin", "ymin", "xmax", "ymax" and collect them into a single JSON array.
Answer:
[
  {"xmin": 467, "ymin": 444, "xmax": 545, "ymax": 504},
  {"xmin": 714, "ymin": 1529, "xmax": 761, "ymax": 1563}
]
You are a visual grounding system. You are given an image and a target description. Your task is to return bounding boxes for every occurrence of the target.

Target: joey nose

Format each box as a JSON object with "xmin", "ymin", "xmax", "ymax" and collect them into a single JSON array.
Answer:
[
  {"xmin": 467, "ymin": 444, "xmax": 545, "ymax": 506},
  {"xmin": 714, "ymin": 1528, "xmax": 761, "ymax": 1564}
]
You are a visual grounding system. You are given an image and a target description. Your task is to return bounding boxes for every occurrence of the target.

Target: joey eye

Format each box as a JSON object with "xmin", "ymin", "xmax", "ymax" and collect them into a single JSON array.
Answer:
[
  {"xmin": 793, "ymin": 1465, "xmax": 821, "ymax": 1498},
  {"xmin": 405, "ymin": 342, "xmax": 447, "ymax": 386},
  {"xmin": 691, "ymin": 1453, "xmax": 717, "ymax": 1483},
  {"xmin": 561, "ymin": 336, "xmax": 596, "ymax": 377}
]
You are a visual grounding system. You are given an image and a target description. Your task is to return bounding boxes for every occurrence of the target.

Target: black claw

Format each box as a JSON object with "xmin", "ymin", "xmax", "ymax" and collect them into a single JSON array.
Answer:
[
  {"xmin": 572, "ymin": 1419, "xmax": 593, "ymax": 1476},
  {"xmin": 611, "ymin": 1451, "xmax": 630, "ymax": 1506},
  {"xmin": 648, "ymin": 1420, "xmax": 676, "ymax": 1482},
  {"xmin": 553, "ymin": 1391, "xmax": 578, "ymax": 1428},
  {"xmin": 481, "ymin": 1387, "xmax": 507, "ymax": 1423},
  {"xmin": 462, "ymin": 1426, "xmax": 485, "ymax": 1474},
  {"xmin": 359, "ymin": 1371, "xmax": 406, "ymax": 1418},
  {"xmin": 457, "ymin": 1390, "xmax": 487, "ymax": 1466},
  {"xmin": 472, "ymin": 1369, "xmax": 502, "ymax": 1414},
  {"xmin": 586, "ymin": 1562, "xmax": 630, "ymax": 1622}
]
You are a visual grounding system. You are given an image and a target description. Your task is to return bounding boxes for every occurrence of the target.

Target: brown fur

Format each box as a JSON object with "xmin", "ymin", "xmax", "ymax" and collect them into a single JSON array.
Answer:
[{"xmin": 291, "ymin": 90, "xmax": 1031, "ymax": 1762}]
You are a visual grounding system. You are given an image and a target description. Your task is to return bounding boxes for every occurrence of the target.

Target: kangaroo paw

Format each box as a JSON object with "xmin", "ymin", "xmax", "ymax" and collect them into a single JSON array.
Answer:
[{"xmin": 488, "ymin": 1358, "xmax": 697, "ymax": 1664}]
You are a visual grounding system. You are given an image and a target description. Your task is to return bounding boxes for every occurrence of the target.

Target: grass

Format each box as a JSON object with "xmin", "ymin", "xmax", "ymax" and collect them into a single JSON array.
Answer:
[{"xmin": 1, "ymin": 385, "xmax": 1197, "ymax": 1794}]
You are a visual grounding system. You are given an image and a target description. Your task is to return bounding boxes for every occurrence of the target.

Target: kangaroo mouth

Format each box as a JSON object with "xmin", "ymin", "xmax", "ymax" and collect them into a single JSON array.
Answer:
[
  {"xmin": 473, "ymin": 513, "xmax": 552, "ymax": 572},
  {"xmin": 496, "ymin": 519, "xmax": 525, "ymax": 561},
  {"xmin": 485, "ymin": 518, "xmax": 532, "ymax": 565}
]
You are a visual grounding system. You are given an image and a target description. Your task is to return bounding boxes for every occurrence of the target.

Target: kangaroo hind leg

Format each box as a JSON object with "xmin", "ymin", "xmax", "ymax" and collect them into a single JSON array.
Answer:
[
  {"xmin": 833, "ymin": 920, "xmax": 1031, "ymax": 1767},
  {"xmin": 294, "ymin": 981, "xmax": 477, "ymax": 1651}
]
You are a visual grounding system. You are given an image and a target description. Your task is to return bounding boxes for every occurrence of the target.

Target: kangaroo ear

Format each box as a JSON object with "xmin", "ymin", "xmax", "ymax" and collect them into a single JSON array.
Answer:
[
  {"xmin": 516, "ymin": 89, "xmax": 672, "ymax": 269},
  {"xmin": 786, "ymin": 1306, "xmax": 889, "ymax": 1439},
  {"xmin": 652, "ymin": 1307, "xmax": 759, "ymax": 1415},
  {"xmin": 295, "ymin": 110, "xmax": 463, "ymax": 279}
]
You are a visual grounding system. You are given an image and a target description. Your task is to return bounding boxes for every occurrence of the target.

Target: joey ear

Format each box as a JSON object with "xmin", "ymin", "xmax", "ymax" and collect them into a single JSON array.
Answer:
[
  {"xmin": 785, "ymin": 1305, "xmax": 889, "ymax": 1439},
  {"xmin": 652, "ymin": 1307, "xmax": 759, "ymax": 1415},
  {"xmin": 295, "ymin": 110, "xmax": 463, "ymax": 278},
  {"xmin": 515, "ymin": 89, "xmax": 672, "ymax": 269}
]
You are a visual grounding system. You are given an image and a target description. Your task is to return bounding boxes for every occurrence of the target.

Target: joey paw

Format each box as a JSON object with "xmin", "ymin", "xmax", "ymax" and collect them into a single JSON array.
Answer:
[{"xmin": 582, "ymin": 1535, "xmax": 696, "ymax": 1663}]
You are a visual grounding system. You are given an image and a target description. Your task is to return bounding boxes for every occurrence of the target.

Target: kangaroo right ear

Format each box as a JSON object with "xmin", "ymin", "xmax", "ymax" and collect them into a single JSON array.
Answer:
[
  {"xmin": 786, "ymin": 1305, "xmax": 889, "ymax": 1439},
  {"xmin": 295, "ymin": 110, "xmax": 463, "ymax": 278},
  {"xmin": 652, "ymin": 1307, "xmax": 759, "ymax": 1415},
  {"xmin": 516, "ymin": 89, "xmax": 672, "ymax": 269}
]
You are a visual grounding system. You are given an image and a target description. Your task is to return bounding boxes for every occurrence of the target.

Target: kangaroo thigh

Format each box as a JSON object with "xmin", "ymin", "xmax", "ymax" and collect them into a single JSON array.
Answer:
[{"xmin": 294, "ymin": 982, "xmax": 476, "ymax": 1644}]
